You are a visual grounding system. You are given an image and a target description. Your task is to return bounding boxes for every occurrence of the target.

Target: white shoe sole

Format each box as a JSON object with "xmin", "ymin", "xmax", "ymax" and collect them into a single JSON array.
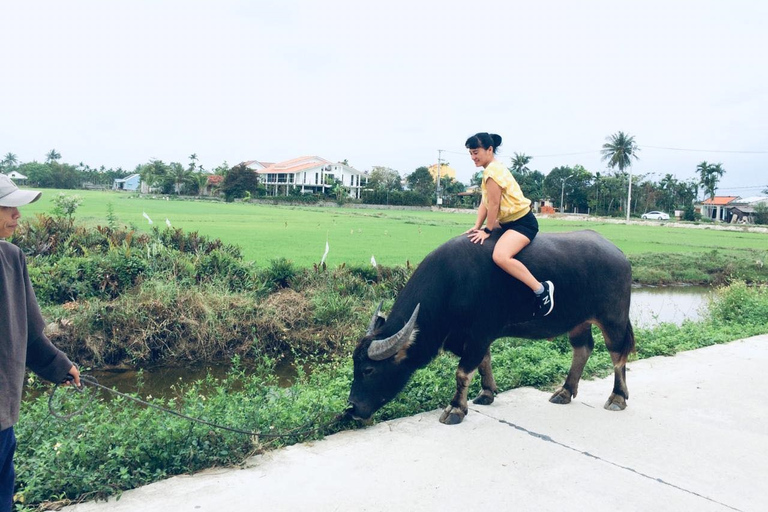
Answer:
[{"xmin": 542, "ymin": 280, "xmax": 555, "ymax": 316}]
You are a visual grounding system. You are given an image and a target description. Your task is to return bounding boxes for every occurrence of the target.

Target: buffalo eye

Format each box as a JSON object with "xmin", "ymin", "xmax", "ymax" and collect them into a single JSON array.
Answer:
[{"xmin": 362, "ymin": 367, "xmax": 375, "ymax": 377}]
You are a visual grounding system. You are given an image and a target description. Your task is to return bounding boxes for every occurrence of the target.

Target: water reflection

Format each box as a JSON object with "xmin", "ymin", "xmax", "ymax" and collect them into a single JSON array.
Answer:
[
  {"xmin": 85, "ymin": 358, "xmax": 298, "ymax": 400},
  {"xmin": 630, "ymin": 285, "xmax": 710, "ymax": 328}
]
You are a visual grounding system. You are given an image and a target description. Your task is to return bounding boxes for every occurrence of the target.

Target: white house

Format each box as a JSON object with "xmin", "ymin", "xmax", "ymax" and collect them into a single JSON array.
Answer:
[
  {"xmin": 254, "ymin": 156, "xmax": 367, "ymax": 199},
  {"xmin": 6, "ymin": 171, "xmax": 27, "ymax": 181},
  {"xmin": 113, "ymin": 173, "xmax": 141, "ymax": 191}
]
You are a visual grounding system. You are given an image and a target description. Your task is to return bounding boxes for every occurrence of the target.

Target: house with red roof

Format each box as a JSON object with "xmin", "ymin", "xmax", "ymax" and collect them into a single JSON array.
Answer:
[
  {"xmin": 697, "ymin": 196, "xmax": 739, "ymax": 222},
  {"xmin": 253, "ymin": 156, "xmax": 367, "ymax": 199}
]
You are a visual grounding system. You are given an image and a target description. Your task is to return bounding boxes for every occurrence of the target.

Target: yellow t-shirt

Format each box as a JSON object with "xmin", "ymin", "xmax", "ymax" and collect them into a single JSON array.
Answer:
[{"xmin": 481, "ymin": 160, "xmax": 531, "ymax": 223}]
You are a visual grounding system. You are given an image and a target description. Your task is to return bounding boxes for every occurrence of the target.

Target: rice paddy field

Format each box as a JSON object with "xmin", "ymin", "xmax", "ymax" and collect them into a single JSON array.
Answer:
[{"xmin": 20, "ymin": 188, "xmax": 768, "ymax": 267}]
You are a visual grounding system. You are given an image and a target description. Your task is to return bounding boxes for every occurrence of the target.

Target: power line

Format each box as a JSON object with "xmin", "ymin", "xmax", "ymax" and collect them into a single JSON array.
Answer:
[{"xmin": 640, "ymin": 145, "xmax": 768, "ymax": 154}]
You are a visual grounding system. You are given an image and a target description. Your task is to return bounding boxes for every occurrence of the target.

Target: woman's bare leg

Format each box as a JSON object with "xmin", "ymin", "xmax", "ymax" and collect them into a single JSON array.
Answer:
[{"xmin": 492, "ymin": 230, "xmax": 540, "ymax": 292}]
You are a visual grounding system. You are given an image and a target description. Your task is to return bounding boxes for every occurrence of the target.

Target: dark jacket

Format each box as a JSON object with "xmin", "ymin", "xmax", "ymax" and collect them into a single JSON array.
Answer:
[{"xmin": 0, "ymin": 241, "xmax": 73, "ymax": 430}]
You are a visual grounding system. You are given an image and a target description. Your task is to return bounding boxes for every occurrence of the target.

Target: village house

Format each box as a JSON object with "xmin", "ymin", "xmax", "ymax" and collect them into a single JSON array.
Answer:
[
  {"xmin": 726, "ymin": 196, "xmax": 768, "ymax": 224},
  {"xmin": 697, "ymin": 196, "xmax": 739, "ymax": 222},
  {"xmin": 112, "ymin": 173, "xmax": 141, "ymax": 191},
  {"xmin": 252, "ymin": 156, "xmax": 367, "ymax": 199}
]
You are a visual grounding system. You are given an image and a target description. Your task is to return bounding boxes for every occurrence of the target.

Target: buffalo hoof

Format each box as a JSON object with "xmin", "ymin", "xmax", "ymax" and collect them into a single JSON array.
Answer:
[
  {"xmin": 604, "ymin": 393, "xmax": 627, "ymax": 411},
  {"xmin": 439, "ymin": 406, "xmax": 466, "ymax": 425},
  {"xmin": 549, "ymin": 387, "xmax": 573, "ymax": 405},
  {"xmin": 472, "ymin": 390, "xmax": 495, "ymax": 406}
]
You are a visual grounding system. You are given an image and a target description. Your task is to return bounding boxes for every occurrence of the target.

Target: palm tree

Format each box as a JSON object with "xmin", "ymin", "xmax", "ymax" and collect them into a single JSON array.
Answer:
[
  {"xmin": 510, "ymin": 153, "xmax": 532, "ymax": 174},
  {"xmin": 188, "ymin": 153, "xmax": 198, "ymax": 172},
  {"xmin": 697, "ymin": 161, "xmax": 725, "ymax": 200},
  {"xmin": 601, "ymin": 131, "xmax": 640, "ymax": 221},
  {"xmin": 169, "ymin": 162, "xmax": 192, "ymax": 195},
  {"xmin": 46, "ymin": 149, "xmax": 61, "ymax": 163},
  {"xmin": 2, "ymin": 152, "xmax": 18, "ymax": 168}
]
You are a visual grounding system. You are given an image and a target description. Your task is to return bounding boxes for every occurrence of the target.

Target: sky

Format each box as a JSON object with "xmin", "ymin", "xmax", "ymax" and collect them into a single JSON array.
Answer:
[{"xmin": 1, "ymin": 0, "xmax": 766, "ymax": 196}]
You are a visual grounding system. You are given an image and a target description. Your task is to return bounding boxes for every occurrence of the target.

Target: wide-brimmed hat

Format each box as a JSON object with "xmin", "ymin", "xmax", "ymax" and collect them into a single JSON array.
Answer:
[{"xmin": 0, "ymin": 174, "xmax": 42, "ymax": 207}]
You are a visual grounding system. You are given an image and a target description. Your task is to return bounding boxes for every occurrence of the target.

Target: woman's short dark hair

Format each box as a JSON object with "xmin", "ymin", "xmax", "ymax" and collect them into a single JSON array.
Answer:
[{"xmin": 465, "ymin": 132, "xmax": 502, "ymax": 154}]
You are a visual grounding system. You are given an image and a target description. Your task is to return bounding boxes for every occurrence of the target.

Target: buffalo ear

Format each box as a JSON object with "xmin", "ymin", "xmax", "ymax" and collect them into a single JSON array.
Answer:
[
  {"xmin": 366, "ymin": 301, "xmax": 385, "ymax": 336},
  {"xmin": 393, "ymin": 328, "xmax": 418, "ymax": 364}
]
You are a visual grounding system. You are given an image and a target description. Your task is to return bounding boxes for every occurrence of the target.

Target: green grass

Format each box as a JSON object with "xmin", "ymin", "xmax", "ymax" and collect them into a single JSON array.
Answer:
[{"xmin": 19, "ymin": 189, "xmax": 768, "ymax": 268}]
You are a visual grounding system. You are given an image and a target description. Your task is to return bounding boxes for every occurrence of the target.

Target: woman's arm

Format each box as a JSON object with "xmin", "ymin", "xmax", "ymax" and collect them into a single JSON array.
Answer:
[
  {"xmin": 484, "ymin": 178, "xmax": 502, "ymax": 230},
  {"xmin": 465, "ymin": 202, "xmax": 488, "ymax": 233}
]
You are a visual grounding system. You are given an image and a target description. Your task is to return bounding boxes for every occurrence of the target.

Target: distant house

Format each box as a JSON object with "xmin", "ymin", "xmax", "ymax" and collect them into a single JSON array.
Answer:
[
  {"xmin": 727, "ymin": 196, "xmax": 768, "ymax": 224},
  {"xmin": 242, "ymin": 160, "xmax": 274, "ymax": 172},
  {"xmin": 204, "ymin": 175, "xmax": 224, "ymax": 196},
  {"xmin": 113, "ymin": 173, "xmax": 141, "ymax": 191},
  {"xmin": 698, "ymin": 196, "xmax": 739, "ymax": 222},
  {"xmin": 427, "ymin": 163, "xmax": 457, "ymax": 181},
  {"xmin": 254, "ymin": 156, "xmax": 367, "ymax": 199},
  {"xmin": 6, "ymin": 171, "xmax": 27, "ymax": 181}
]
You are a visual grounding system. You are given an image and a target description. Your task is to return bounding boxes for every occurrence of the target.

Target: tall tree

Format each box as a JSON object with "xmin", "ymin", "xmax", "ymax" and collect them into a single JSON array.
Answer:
[
  {"xmin": 45, "ymin": 149, "xmax": 62, "ymax": 163},
  {"xmin": 2, "ymin": 152, "xmax": 18, "ymax": 169},
  {"xmin": 697, "ymin": 161, "xmax": 725, "ymax": 199},
  {"xmin": 221, "ymin": 164, "xmax": 260, "ymax": 202},
  {"xmin": 367, "ymin": 166, "xmax": 402, "ymax": 192},
  {"xmin": 169, "ymin": 162, "xmax": 191, "ymax": 194},
  {"xmin": 510, "ymin": 153, "xmax": 532, "ymax": 174},
  {"xmin": 601, "ymin": 131, "xmax": 640, "ymax": 221},
  {"xmin": 406, "ymin": 166, "xmax": 435, "ymax": 197}
]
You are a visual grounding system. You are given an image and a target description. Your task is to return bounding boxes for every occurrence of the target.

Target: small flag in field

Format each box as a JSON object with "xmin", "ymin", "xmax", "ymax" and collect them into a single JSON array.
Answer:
[
  {"xmin": 142, "ymin": 212, "xmax": 153, "ymax": 225},
  {"xmin": 165, "ymin": 218, "xmax": 172, "ymax": 228},
  {"xmin": 371, "ymin": 255, "xmax": 377, "ymax": 267},
  {"xmin": 321, "ymin": 241, "xmax": 329, "ymax": 264}
]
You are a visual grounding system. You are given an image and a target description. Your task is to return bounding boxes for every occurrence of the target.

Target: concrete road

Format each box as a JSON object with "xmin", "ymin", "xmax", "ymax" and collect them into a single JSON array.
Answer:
[{"xmin": 65, "ymin": 335, "xmax": 767, "ymax": 512}]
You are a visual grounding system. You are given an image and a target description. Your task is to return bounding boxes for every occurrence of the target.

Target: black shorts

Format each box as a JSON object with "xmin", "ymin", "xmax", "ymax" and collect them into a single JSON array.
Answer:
[{"xmin": 499, "ymin": 210, "xmax": 539, "ymax": 241}]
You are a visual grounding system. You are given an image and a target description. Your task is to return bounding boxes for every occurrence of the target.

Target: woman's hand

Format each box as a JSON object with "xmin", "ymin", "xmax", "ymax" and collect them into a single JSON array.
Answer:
[{"xmin": 467, "ymin": 228, "xmax": 490, "ymax": 245}]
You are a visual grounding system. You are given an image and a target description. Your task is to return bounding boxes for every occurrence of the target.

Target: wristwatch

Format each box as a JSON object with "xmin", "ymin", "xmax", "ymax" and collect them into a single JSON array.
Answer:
[{"xmin": 483, "ymin": 227, "xmax": 492, "ymax": 234}]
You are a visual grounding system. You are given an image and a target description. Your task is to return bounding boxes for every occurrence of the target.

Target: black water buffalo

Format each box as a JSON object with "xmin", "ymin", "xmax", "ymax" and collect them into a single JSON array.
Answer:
[{"xmin": 347, "ymin": 229, "xmax": 635, "ymax": 425}]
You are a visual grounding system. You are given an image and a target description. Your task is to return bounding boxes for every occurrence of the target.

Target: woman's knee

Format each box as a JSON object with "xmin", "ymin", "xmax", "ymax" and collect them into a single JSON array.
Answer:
[{"xmin": 492, "ymin": 247, "xmax": 509, "ymax": 266}]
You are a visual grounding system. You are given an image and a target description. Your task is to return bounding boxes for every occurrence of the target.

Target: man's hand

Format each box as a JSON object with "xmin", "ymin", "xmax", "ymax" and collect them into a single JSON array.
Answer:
[{"xmin": 64, "ymin": 365, "xmax": 81, "ymax": 387}]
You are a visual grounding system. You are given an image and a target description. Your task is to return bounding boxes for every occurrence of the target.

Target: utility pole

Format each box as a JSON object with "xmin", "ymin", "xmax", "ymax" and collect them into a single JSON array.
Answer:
[
  {"xmin": 626, "ymin": 167, "xmax": 633, "ymax": 222},
  {"xmin": 436, "ymin": 149, "xmax": 443, "ymax": 206},
  {"xmin": 560, "ymin": 174, "xmax": 573, "ymax": 213}
]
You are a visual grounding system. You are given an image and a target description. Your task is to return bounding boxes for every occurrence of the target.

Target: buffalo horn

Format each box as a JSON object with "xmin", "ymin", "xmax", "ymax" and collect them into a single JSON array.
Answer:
[
  {"xmin": 367, "ymin": 304, "xmax": 420, "ymax": 361},
  {"xmin": 366, "ymin": 301, "xmax": 384, "ymax": 336}
]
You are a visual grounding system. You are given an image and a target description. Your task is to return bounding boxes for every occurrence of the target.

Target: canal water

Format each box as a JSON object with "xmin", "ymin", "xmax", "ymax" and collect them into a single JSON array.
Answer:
[
  {"xmin": 630, "ymin": 285, "xmax": 710, "ymax": 328},
  {"xmin": 72, "ymin": 286, "xmax": 712, "ymax": 399}
]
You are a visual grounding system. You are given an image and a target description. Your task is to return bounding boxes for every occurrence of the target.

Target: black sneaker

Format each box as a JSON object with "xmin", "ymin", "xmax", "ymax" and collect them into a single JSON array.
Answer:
[{"xmin": 535, "ymin": 281, "xmax": 555, "ymax": 317}]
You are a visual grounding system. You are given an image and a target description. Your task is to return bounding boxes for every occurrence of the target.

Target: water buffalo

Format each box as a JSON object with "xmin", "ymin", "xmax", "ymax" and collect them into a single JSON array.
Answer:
[{"xmin": 347, "ymin": 229, "xmax": 635, "ymax": 425}]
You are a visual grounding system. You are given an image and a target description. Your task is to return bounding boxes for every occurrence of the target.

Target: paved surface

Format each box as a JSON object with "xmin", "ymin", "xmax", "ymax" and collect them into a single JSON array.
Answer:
[{"xmin": 65, "ymin": 335, "xmax": 768, "ymax": 512}]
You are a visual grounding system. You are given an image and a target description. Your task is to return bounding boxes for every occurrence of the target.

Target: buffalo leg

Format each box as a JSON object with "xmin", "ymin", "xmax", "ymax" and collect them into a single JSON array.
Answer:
[
  {"xmin": 440, "ymin": 367, "xmax": 475, "ymax": 425},
  {"xmin": 604, "ymin": 351, "xmax": 629, "ymax": 411},
  {"xmin": 550, "ymin": 322, "xmax": 594, "ymax": 405},
  {"xmin": 472, "ymin": 349, "xmax": 498, "ymax": 405},
  {"xmin": 601, "ymin": 320, "xmax": 632, "ymax": 411}
]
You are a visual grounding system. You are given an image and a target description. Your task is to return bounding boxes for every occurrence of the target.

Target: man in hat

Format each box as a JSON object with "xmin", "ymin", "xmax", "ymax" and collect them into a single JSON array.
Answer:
[{"xmin": 0, "ymin": 174, "xmax": 80, "ymax": 511}]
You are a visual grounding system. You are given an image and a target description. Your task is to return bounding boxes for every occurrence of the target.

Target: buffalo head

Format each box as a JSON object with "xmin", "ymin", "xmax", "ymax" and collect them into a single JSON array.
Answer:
[{"xmin": 347, "ymin": 303, "xmax": 420, "ymax": 420}]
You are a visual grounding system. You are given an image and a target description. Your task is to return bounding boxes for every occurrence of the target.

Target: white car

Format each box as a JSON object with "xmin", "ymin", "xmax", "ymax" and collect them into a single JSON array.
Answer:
[{"xmin": 641, "ymin": 211, "xmax": 670, "ymax": 220}]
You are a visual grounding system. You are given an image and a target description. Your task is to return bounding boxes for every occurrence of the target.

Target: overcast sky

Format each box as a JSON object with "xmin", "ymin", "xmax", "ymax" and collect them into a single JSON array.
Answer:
[{"xmin": 1, "ymin": 1, "xmax": 766, "ymax": 196}]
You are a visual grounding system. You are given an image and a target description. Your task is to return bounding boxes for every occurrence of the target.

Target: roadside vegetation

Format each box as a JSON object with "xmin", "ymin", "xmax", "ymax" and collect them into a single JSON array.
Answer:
[{"xmin": 8, "ymin": 196, "xmax": 768, "ymax": 510}]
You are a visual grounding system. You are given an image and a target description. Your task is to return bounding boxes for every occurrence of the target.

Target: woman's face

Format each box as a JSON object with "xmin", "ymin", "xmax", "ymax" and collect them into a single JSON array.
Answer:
[
  {"xmin": 0, "ymin": 206, "xmax": 20, "ymax": 238},
  {"xmin": 469, "ymin": 146, "xmax": 495, "ymax": 168}
]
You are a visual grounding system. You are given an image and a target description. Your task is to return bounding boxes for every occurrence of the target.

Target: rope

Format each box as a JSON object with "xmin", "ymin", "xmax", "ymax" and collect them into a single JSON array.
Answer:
[{"xmin": 49, "ymin": 375, "xmax": 347, "ymax": 439}]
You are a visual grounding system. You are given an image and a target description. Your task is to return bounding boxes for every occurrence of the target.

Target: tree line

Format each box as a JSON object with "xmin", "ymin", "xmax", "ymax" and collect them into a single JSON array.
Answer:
[{"xmin": 2, "ymin": 131, "xmax": 761, "ymax": 217}]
